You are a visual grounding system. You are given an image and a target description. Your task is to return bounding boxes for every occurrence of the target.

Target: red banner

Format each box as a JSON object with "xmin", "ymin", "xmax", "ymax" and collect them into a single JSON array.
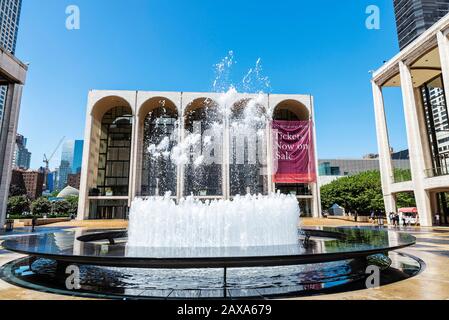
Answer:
[{"xmin": 272, "ymin": 120, "xmax": 316, "ymax": 183}]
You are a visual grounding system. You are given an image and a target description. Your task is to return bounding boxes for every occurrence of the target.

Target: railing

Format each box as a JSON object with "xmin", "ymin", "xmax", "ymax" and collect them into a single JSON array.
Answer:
[{"xmin": 424, "ymin": 166, "xmax": 449, "ymax": 178}]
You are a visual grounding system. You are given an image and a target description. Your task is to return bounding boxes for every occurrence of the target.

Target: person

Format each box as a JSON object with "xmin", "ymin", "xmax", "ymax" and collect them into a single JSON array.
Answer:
[
  {"xmin": 435, "ymin": 213, "xmax": 440, "ymax": 226},
  {"xmin": 31, "ymin": 215, "xmax": 37, "ymax": 232},
  {"xmin": 394, "ymin": 212, "xmax": 399, "ymax": 227},
  {"xmin": 354, "ymin": 210, "xmax": 358, "ymax": 222},
  {"xmin": 402, "ymin": 215, "xmax": 407, "ymax": 227},
  {"xmin": 389, "ymin": 212, "xmax": 394, "ymax": 225}
]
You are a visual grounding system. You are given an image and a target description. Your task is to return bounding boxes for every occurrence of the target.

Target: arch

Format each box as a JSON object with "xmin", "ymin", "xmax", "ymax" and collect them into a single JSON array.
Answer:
[
  {"xmin": 139, "ymin": 97, "xmax": 179, "ymax": 197},
  {"xmin": 272, "ymin": 99, "xmax": 310, "ymax": 121},
  {"xmin": 94, "ymin": 105, "xmax": 133, "ymax": 201},
  {"xmin": 138, "ymin": 97, "xmax": 179, "ymax": 119},
  {"xmin": 91, "ymin": 95, "xmax": 133, "ymax": 120},
  {"xmin": 231, "ymin": 98, "xmax": 267, "ymax": 120},
  {"xmin": 184, "ymin": 97, "xmax": 220, "ymax": 128},
  {"xmin": 183, "ymin": 97, "xmax": 223, "ymax": 197},
  {"xmin": 229, "ymin": 98, "xmax": 269, "ymax": 196}
]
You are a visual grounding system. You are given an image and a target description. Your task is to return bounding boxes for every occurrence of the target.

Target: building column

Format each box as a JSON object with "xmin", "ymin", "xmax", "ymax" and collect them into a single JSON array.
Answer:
[
  {"xmin": 77, "ymin": 112, "xmax": 94, "ymax": 220},
  {"xmin": 223, "ymin": 115, "xmax": 230, "ymax": 199},
  {"xmin": 128, "ymin": 112, "xmax": 137, "ymax": 206},
  {"xmin": 399, "ymin": 61, "xmax": 433, "ymax": 226},
  {"xmin": 437, "ymin": 31, "xmax": 449, "ymax": 100},
  {"xmin": 266, "ymin": 120, "xmax": 273, "ymax": 194},
  {"xmin": 0, "ymin": 84, "xmax": 23, "ymax": 228},
  {"xmin": 310, "ymin": 96, "xmax": 321, "ymax": 218},
  {"xmin": 177, "ymin": 108, "xmax": 185, "ymax": 201},
  {"xmin": 371, "ymin": 81, "xmax": 396, "ymax": 221}
]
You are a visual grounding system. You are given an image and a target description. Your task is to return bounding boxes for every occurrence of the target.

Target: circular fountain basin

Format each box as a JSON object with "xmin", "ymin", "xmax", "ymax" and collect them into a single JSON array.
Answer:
[
  {"xmin": 1, "ymin": 227, "xmax": 415, "ymax": 268},
  {"xmin": 0, "ymin": 227, "xmax": 419, "ymax": 299}
]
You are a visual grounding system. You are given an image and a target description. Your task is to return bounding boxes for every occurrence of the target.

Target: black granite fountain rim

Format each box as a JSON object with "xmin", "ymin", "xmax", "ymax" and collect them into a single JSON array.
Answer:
[{"xmin": 1, "ymin": 227, "xmax": 416, "ymax": 269}]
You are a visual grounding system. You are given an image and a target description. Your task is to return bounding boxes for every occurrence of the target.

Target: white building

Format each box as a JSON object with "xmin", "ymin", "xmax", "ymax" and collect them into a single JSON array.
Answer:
[
  {"xmin": 77, "ymin": 91, "xmax": 321, "ymax": 220},
  {"xmin": 0, "ymin": 47, "xmax": 27, "ymax": 228},
  {"xmin": 372, "ymin": 13, "xmax": 449, "ymax": 226}
]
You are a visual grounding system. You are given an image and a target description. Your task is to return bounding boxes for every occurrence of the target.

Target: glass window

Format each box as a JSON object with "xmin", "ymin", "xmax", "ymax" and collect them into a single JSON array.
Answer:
[
  {"xmin": 141, "ymin": 106, "xmax": 178, "ymax": 197},
  {"xmin": 95, "ymin": 106, "xmax": 133, "ymax": 196}
]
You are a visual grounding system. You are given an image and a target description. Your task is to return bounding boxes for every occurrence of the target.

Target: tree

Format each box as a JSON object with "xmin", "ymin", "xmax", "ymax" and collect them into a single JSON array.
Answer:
[
  {"xmin": 52, "ymin": 200, "xmax": 70, "ymax": 215},
  {"xmin": 320, "ymin": 170, "xmax": 416, "ymax": 215},
  {"xmin": 7, "ymin": 196, "xmax": 30, "ymax": 215},
  {"xmin": 65, "ymin": 195, "xmax": 79, "ymax": 215},
  {"xmin": 9, "ymin": 184, "xmax": 27, "ymax": 197},
  {"xmin": 31, "ymin": 197, "xmax": 52, "ymax": 215}
]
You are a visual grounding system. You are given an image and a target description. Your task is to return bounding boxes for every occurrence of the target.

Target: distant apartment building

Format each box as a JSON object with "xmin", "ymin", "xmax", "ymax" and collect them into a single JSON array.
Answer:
[
  {"xmin": 10, "ymin": 169, "xmax": 44, "ymax": 199},
  {"xmin": 67, "ymin": 172, "xmax": 81, "ymax": 190},
  {"xmin": 0, "ymin": 0, "xmax": 22, "ymax": 125},
  {"xmin": 12, "ymin": 133, "xmax": 30, "ymax": 169}
]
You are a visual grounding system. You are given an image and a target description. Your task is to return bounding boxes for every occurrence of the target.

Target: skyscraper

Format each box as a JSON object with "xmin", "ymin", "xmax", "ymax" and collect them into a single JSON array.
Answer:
[
  {"xmin": 72, "ymin": 140, "xmax": 84, "ymax": 173},
  {"xmin": 12, "ymin": 133, "xmax": 31, "ymax": 169},
  {"xmin": 0, "ymin": 0, "xmax": 22, "ymax": 125},
  {"xmin": 394, "ymin": 0, "xmax": 449, "ymax": 49},
  {"xmin": 394, "ymin": 1, "xmax": 449, "ymax": 161},
  {"xmin": 57, "ymin": 140, "xmax": 83, "ymax": 190}
]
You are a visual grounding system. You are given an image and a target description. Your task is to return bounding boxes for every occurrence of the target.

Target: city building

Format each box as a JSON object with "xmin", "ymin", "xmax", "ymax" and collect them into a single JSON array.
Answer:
[
  {"xmin": 12, "ymin": 133, "xmax": 30, "ymax": 169},
  {"xmin": 0, "ymin": 46, "xmax": 27, "ymax": 228},
  {"xmin": 0, "ymin": 0, "xmax": 22, "ymax": 125},
  {"xmin": 45, "ymin": 171, "xmax": 55, "ymax": 193},
  {"xmin": 67, "ymin": 172, "xmax": 81, "ymax": 190},
  {"xmin": 318, "ymin": 158, "xmax": 411, "ymax": 186},
  {"xmin": 78, "ymin": 91, "xmax": 320, "ymax": 220},
  {"xmin": 21, "ymin": 170, "xmax": 44, "ymax": 199},
  {"xmin": 394, "ymin": 0, "xmax": 449, "ymax": 49},
  {"xmin": 371, "ymin": 13, "xmax": 449, "ymax": 226},
  {"xmin": 10, "ymin": 169, "xmax": 44, "ymax": 200},
  {"xmin": 57, "ymin": 140, "xmax": 83, "ymax": 190},
  {"xmin": 72, "ymin": 140, "xmax": 83, "ymax": 173},
  {"xmin": 394, "ymin": 2, "xmax": 449, "ymax": 155}
]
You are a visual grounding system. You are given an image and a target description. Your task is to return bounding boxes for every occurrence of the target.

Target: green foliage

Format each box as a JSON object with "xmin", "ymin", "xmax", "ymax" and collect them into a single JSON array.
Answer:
[
  {"xmin": 7, "ymin": 196, "xmax": 30, "ymax": 215},
  {"xmin": 320, "ymin": 170, "xmax": 416, "ymax": 215},
  {"xmin": 393, "ymin": 168, "xmax": 412, "ymax": 183},
  {"xmin": 52, "ymin": 200, "xmax": 70, "ymax": 215},
  {"xmin": 65, "ymin": 195, "xmax": 79, "ymax": 215},
  {"xmin": 50, "ymin": 190, "xmax": 60, "ymax": 197},
  {"xmin": 31, "ymin": 197, "xmax": 52, "ymax": 215},
  {"xmin": 9, "ymin": 184, "xmax": 27, "ymax": 197}
]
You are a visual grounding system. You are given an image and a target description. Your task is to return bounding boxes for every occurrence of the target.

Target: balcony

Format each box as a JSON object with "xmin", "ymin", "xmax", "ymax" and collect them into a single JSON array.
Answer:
[{"xmin": 425, "ymin": 166, "xmax": 449, "ymax": 178}]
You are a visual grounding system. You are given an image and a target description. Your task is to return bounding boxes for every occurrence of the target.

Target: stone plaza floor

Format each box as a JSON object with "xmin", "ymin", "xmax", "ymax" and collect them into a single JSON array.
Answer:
[{"xmin": 0, "ymin": 218, "xmax": 448, "ymax": 300}]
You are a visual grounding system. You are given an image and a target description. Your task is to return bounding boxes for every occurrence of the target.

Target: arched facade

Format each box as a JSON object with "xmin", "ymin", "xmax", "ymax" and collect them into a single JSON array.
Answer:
[
  {"xmin": 270, "ymin": 97, "xmax": 319, "ymax": 217},
  {"xmin": 78, "ymin": 91, "xmax": 320, "ymax": 220}
]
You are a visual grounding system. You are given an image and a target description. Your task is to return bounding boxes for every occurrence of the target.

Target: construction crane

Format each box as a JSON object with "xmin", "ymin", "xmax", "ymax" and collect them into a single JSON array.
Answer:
[{"xmin": 43, "ymin": 136, "xmax": 65, "ymax": 191}]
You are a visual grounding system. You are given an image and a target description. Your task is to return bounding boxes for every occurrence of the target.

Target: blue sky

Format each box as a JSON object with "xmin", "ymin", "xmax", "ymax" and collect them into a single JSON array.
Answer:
[{"xmin": 15, "ymin": 0, "xmax": 407, "ymax": 169}]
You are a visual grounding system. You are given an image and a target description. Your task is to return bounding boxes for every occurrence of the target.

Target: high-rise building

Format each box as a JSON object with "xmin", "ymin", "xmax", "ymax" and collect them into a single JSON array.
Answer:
[
  {"xmin": 394, "ymin": 0, "xmax": 449, "ymax": 50},
  {"xmin": 0, "ymin": 0, "xmax": 22, "ymax": 125},
  {"xmin": 12, "ymin": 133, "xmax": 31, "ymax": 169},
  {"xmin": 394, "ymin": 1, "xmax": 449, "ymax": 163},
  {"xmin": 57, "ymin": 140, "xmax": 83, "ymax": 190},
  {"xmin": 72, "ymin": 140, "xmax": 84, "ymax": 173}
]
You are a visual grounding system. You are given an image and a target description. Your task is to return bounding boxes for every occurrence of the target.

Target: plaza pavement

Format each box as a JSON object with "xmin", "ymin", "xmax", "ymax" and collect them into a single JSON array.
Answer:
[{"xmin": 0, "ymin": 218, "xmax": 448, "ymax": 300}]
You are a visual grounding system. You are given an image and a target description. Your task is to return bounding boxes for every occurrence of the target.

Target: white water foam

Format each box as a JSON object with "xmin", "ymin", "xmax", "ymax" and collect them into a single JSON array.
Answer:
[{"xmin": 127, "ymin": 193, "xmax": 300, "ymax": 248}]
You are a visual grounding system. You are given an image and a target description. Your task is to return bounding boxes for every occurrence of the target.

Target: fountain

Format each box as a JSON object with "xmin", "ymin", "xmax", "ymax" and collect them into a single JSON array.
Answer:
[{"xmin": 0, "ymin": 52, "xmax": 419, "ymax": 299}]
